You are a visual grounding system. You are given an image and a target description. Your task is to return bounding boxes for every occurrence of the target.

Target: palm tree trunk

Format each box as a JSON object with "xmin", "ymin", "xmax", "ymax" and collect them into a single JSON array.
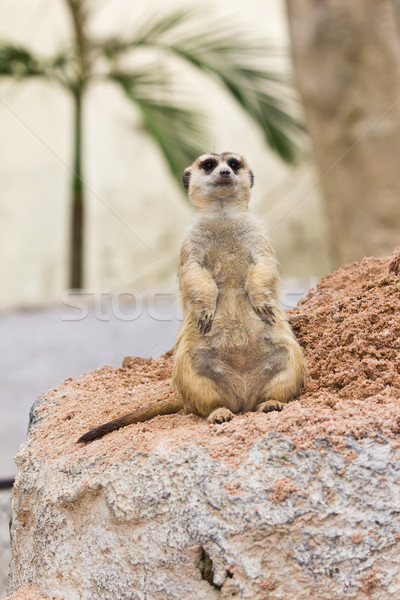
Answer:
[
  {"xmin": 70, "ymin": 89, "xmax": 84, "ymax": 289},
  {"xmin": 65, "ymin": 0, "xmax": 88, "ymax": 289}
]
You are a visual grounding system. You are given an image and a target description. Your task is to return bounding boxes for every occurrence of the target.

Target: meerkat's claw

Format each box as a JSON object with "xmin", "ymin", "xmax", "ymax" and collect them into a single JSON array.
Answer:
[
  {"xmin": 257, "ymin": 400, "xmax": 284, "ymax": 413},
  {"xmin": 198, "ymin": 315, "xmax": 213, "ymax": 334},
  {"xmin": 208, "ymin": 407, "xmax": 234, "ymax": 424}
]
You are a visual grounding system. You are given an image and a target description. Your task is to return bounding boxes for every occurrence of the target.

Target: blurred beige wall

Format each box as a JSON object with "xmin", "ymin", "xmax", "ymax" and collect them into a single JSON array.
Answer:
[{"xmin": 0, "ymin": 0, "xmax": 331, "ymax": 308}]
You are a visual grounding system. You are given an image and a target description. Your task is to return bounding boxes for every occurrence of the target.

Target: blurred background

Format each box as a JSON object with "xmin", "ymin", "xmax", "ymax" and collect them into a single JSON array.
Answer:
[{"xmin": 1, "ymin": 0, "xmax": 400, "ymax": 593}]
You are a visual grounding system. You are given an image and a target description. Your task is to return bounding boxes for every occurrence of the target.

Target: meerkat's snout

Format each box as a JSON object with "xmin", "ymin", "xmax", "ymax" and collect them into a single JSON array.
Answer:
[{"xmin": 218, "ymin": 167, "xmax": 232, "ymax": 181}]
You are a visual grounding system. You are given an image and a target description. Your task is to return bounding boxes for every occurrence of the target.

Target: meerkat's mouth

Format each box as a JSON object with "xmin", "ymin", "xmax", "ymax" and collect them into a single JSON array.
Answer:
[{"xmin": 214, "ymin": 180, "xmax": 233, "ymax": 187}]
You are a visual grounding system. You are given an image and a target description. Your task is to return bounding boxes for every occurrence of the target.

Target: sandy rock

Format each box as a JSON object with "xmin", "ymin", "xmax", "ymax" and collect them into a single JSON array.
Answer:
[
  {"xmin": 5, "ymin": 582, "xmax": 63, "ymax": 599},
  {"xmin": 7, "ymin": 421, "xmax": 400, "ymax": 600},
  {"xmin": 7, "ymin": 248, "xmax": 400, "ymax": 599}
]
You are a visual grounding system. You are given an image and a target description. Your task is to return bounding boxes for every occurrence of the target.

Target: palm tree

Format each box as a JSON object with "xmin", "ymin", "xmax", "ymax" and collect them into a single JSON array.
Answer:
[{"xmin": 0, "ymin": 0, "xmax": 303, "ymax": 289}]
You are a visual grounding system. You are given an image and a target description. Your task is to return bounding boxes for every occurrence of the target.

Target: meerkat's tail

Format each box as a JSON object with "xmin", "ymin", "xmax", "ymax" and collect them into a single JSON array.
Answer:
[{"xmin": 77, "ymin": 397, "xmax": 184, "ymax": 444}]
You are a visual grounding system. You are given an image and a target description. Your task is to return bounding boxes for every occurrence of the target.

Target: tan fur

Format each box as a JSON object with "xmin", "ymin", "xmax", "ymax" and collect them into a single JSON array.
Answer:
[
  {"xmin": 174, "ymin": 151, "xmax": 306, "ymax": 417},
  {"xmin": 77, "ymin": 152, "xmax": 305, "ymax": 443}
]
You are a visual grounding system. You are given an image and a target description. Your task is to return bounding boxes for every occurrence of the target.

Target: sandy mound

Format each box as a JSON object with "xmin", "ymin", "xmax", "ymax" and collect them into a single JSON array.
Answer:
[
  {"xmin": 291, "ymin": 248, "xmax": 400, "ymax": 402},
  {"xmin": 26, "ymin": 247, "xmax": 400, "ymax": 468}
]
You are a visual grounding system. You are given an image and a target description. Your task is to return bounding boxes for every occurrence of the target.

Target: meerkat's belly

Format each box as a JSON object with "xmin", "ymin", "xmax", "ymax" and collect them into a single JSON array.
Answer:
[
  {"xmin": 188, "ymin": 291, "xmax": 287, "ymax": 412},
  {"xmin": 190, "ymin": 333, "xmax": 287, "ymax": 412}
]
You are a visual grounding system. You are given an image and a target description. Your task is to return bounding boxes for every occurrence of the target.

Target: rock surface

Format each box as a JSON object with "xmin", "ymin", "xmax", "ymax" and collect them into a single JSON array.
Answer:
[
  {"xmin": 7, "ymin": 248, "xmax": 400, "ymax": 599},
  {"xmin": 5, "ymin": 583, "xmax": 62, "ymax": 599}
]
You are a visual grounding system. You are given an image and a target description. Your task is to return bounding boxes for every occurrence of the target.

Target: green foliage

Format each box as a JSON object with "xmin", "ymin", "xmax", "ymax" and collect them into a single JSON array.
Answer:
[
  {"xmin": 100, "ymin": 7, "xmax": 304, "ymax": 165},
  {"xmin": 0, "ymin": 44, "xmax": 43, "ymax": 78},
  {"xmin": 0, "ymin": 4, "xmax": 303, "ymax": 183}
]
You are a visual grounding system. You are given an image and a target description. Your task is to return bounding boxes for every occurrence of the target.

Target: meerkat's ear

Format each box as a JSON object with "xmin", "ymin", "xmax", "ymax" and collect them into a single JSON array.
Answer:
[
  {"xmin": 249, "ymin": 170, "xmax": 254, "ymax": 188},
  {"xmin": 182, "ymin": 169, "xmax": 191, "ymax": 190}
]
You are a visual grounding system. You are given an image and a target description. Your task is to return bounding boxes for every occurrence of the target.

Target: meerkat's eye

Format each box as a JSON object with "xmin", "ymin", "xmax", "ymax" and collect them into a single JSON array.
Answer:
[
  {"xmin": 200, "ymin": 159, "xmax": 217, "ymax": 173},
  {"xmin": 228, "ymin": 159, "xmax": 241, "ymax": 172}
]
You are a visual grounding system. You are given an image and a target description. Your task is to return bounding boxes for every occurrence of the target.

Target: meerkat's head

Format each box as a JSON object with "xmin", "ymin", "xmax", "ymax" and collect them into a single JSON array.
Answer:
[{"xmin": 182, "ymin": 152, "xmax": 254, "ymax": 212}]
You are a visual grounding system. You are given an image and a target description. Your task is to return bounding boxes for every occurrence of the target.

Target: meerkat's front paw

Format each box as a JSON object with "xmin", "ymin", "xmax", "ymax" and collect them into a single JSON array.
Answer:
[
  {"xmin": 254, "ymin": 303, "xmax": 275, "ymax": 326},
  {"xmin": 197, "ymin": 312, "xmax": 214, "ymax": 334},
  {"xmin": 256, "ymin": 400, "xmax": 284, "ymax": 413},
  {"xmin": 208, "ymin": 407, "xmax": 234, "ymax": 424}
]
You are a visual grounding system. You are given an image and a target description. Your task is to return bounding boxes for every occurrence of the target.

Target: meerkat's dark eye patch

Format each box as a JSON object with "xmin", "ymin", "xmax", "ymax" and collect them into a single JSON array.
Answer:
[
  {"xmin": 200, "ymin": 159, "xmax": 217, "ymax": 173},
  {"xmin": 228, "ymin": 158, "xmax": 241, "ymax": 172}
]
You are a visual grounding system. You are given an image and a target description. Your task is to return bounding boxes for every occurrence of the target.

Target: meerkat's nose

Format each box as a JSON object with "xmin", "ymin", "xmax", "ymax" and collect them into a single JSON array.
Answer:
[{"xmin": 219, "ymin": 168, "xmax": 231, "ymax": 178}]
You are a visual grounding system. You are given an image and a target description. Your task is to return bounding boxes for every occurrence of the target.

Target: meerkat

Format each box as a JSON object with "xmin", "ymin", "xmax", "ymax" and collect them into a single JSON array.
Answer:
[{"xmin": 78, "ymin": 152, "xmax": 305, "ymax": 443}]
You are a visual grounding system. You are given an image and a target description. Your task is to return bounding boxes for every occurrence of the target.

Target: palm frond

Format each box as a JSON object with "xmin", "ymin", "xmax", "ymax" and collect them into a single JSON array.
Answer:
[
  {"xmin": 163, "ymin": 26, "xmax": 304, "ymax": 163},
  {"xmin": 104, "ymin": 9, "xmax": 304, "ymax": 164},
  {"xmin": 98, "ymin": 7, "xmax": 200, "ymax": 57},
  {"xmin": 0, "ymin": 43, "xmax": 45, "ymax": 78},
  {"xmin": 206, "ymin": 67, "xmax": 303, "ymax": 163},
  {"xmin": 129, "ymin": 7, "xmax": 200, "ymax": 48},
  {"xmin": 0, "ymin": 42, "xmax": 77, "ymax": 90},
  {"xmin": 110, "ymin": 66, "xmax": 207, "ymax": 184}
]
